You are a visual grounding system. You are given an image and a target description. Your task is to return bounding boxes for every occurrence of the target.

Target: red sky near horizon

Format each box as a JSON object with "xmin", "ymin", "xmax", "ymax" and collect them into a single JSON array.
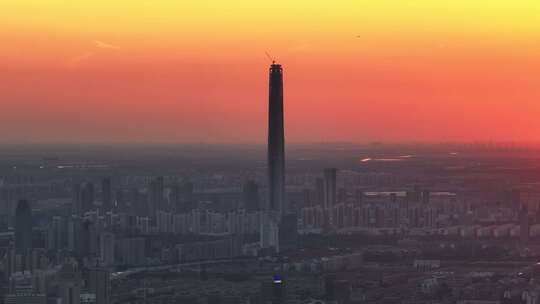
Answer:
[{"xmin": 1, "ymin": 1, "xmax": 540, "ymax": 143}]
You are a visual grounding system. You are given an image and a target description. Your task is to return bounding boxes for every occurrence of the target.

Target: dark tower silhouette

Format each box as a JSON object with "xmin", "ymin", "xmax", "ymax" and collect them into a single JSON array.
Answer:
[
  {"xmin": 323, "ymin": 168, "xmax": 337, "ymax": 229},
  {"xmin": 15, "ymin": 199, "xmax": 32, "ymax": 254},
  {"xmin": 102, "ymin": 177, "xmax": 112, "ymax": 212},
  {"xmin": 323, "ymin": 169, "xmax": 337, "ymax": 208},
  {"xmin": 268, "ymin": 62, "xmax": 285, "ymax": 215}
]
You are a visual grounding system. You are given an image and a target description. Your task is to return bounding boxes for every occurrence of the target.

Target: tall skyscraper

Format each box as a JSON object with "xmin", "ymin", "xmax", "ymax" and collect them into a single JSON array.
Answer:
[
  {"xmin": 170, "ymin": 183, "xmax": 181, "ymax": 213},
  {"xmin": 323, "ymin": 168, "xmax": 337, "ymax": 210},
  {"xmin": 47, "ymin": 216, "xmax": 67, "ymax": 251},
  {"xmin": 101, "ymin": 177, "xmax": 112, "ymax": 212},
  {"xmin": 15, "ymin": 199, "xmax": 32, "ymax": 254},
  {"xmin": 323, "ymin": 168, "xmax": 337, "ymax": 229},
  {"xmin": 99, "ymin": 232, "xmax": 115, "ymax": 266},
  {"xmin": 72, "ymin": 183, "xmax": 82, "ymax": 216},
  {"xmin": 268, "ymin": 62, "xmax": 285, "ymax": 215},
  {"xmin": 261, "ymin": 62, "xmax": 286, "ymax": 252}
]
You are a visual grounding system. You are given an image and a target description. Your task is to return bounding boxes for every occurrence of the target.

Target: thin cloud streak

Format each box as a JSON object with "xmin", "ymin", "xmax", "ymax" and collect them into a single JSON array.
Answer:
[
  {"xmin": 65, "ymin": 40, "xmax": 119, "ymax": 68},
  {"xmin": 94, "ymin": 40, "xmax": 120, "ymax": 50}
]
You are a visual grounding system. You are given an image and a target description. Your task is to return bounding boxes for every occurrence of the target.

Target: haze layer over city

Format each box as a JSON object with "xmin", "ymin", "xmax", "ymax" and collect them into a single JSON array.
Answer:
[{"xmin": 2, "ymin": 1, "xmax": 540, "ymax": 304}]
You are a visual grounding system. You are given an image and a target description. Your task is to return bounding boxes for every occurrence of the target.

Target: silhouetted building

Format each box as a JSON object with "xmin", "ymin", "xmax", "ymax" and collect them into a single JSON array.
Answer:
[
  {"xmin": 260, "ymin": 212, "xmax": 279, "ymax": 252},
  {"xmin": 57, "ymin": 263, "xmax": 82, "ymax": 304},
  {"xmin": 170, "ymin": 183, "xmax": 181, "ymax": 213},
  {"xmin": 77, "ymin": 220, "xmax": 98, "ymax": 257},
  {"xmin": 46, "ymin": 216, "xmax": 67, "ymax": 251},
  {"xmin": 268, "ymin": 62, "xmax": 286, "ymax": 215},
  {"xmin": 262, "ymin": 62, "xmax": 286, "ymax": 252},
  {"xmin": 88, "ymin": 268, "xmax": 110, "ymax": 304},
  {"xmin": 323, "ymin": 168, "xmax": 337, "ymax": 210},
  {"xmin": 181, "ymin": 181, "xmax": 195, "ymax": 211},
  {"xmin": 115, "ymin": 188, "xmax": 125, "ymax": 211},
  {"xmin": 81, "ymin": 182, "xmax": 95, "ymax": 214},
  {"xmin": 15, "ymin": 200, "xmax": 32, "ymax": 255},
  {"xmin": 99, "ymin": 232, "xmax": 115, "ymax": 266},
  {"xmin": 242, "ymin": 180, "xmax": 260, "ymax": 211},
  {"xmin": 129, "ymin": 188, "xmax": 145, "ymax": 216},
  {"xmin": 278, "ymin": 214, "xmax": 297, "ymax": 251},
  {"xmin": 172, "ymin": 181, "xmax": 195, "ymax": 213},
  {"xmin": 101, "ymin": 177, "xmax": 112, "ymax": 212},
  {"xmin": 520, "ymin": 203, "xmax": 530, "ymax": 243},
  {"xmin": 323, "ymin": 168, "xmax": 337, "ymax": 228},
  {"xmin": 72, "ymin": 183, "xmax": 82, "ymax": 215}
]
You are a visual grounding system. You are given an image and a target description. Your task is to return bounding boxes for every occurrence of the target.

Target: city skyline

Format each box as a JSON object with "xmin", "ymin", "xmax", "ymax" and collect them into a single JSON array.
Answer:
[
  {"xmin": 5, "ymin": 2, "xmax": 540, "ymax": 304},
  {"xmin": 1, "ymin": 1, "xmax": 540, "ymax": 143}
]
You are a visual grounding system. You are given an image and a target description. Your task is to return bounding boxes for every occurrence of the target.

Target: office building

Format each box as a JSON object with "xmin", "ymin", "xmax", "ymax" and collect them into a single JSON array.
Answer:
[
  {"xmin": 15, "ymin": 200, "xmax": 32, "ymax": 255},
  {"xmin": 267, "ymin": 62, "xmax": 286, "ymax": 214},
  {"xmin": 88, "ymin": 268, "xmax": 110, "ymax": 304}
]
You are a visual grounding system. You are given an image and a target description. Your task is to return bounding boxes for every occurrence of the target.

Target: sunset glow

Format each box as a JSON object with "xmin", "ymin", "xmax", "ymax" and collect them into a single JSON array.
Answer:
[{"xmin": 1, "ymin": 0, "xmax": 539, "ymax": 143}]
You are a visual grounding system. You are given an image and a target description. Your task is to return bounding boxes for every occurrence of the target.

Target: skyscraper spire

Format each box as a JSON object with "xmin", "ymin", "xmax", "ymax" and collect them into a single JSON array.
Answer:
[
  {"xmin": 261, "ymin": 62, "xmax": 286, "ymax": 253},
  {"xmin": 268, "ymin": 62, "xmax": 285, "ymax": 215}
]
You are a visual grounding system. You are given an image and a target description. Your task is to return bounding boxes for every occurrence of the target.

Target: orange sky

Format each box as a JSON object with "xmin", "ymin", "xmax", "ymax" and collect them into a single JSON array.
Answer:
[{"xmin": 1, "ymin": 1, "xmax": 539, "ymax": 143}]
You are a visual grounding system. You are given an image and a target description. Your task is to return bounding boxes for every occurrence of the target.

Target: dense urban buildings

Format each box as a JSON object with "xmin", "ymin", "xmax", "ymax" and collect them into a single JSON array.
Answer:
[
  {"xmin": 3, "ymin": 0, "xmax": 540, "ymax": 302},
  {"xmin": 3, "ymin": 142, "xmax": 540, "ymax": 303},
  {"xmin": 2, "ymin": 63, "xmax": 540, "ymax": 304}
]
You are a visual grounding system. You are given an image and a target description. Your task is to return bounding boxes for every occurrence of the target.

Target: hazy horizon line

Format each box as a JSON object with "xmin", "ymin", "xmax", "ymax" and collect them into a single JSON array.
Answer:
[{"xmin": 1, "ymin": 140, "xmax": 540, "ymax": 147}]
